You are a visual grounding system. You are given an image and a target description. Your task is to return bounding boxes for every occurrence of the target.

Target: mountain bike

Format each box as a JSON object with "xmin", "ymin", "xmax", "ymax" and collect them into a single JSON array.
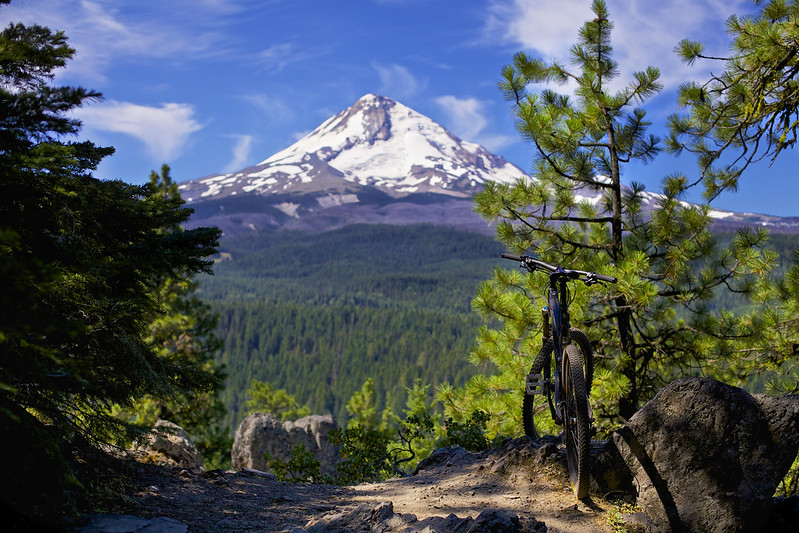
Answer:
[{"xmin": 501, "ymin": 253, "xmax": 617, "ymax": 499}]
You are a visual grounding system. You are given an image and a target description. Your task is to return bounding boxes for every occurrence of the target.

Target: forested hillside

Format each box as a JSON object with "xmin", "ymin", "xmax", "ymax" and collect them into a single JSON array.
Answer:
[
  {"xmin": 199, "ymin": 223, "xmax": 502, "ymax": 312},
  {"xmin": 198, "ymin": 224, "xmax": 504, "ymax": 431},
  {"xmin": 198, "ymin": 222, "xmax": 799, "ymax": 434}
]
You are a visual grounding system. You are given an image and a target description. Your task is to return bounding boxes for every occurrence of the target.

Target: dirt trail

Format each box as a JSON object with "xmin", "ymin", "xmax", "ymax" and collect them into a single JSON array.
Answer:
[
  {"xmin": 88, "ymin": 438, "xmax": 616, "ymax": 532},
  {"xmin": 350, "ymin": 444, "xmax": 613, "ymax": 533}
]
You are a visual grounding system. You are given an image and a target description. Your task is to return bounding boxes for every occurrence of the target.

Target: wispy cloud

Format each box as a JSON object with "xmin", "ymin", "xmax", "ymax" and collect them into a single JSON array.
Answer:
[
  {"xmin": 255, "ymin": 43, "xmax": 312, "ymax": 71},
  {"xmin": 241, "ymin": 93, "xmax": 295, "ymax": 122},
  {"xmin": 484, "ymin": 0, "xmax": 753, "ymax": 92},
  {"xmin": 435, "ymin": 95, "xmax": 515, "ymax": 151},
  {"xmin": 223, "ymin": 134, "xmax": 255, "ymax": 172},
  {"xmin": 291, "ymin": 130, "xmax": 312, "ymax": 142},
  {"xmin": 435, "ymin": 96, "xmax": 487, "ymax": 141},
  {"xmin": 0, "ymin": 0, "xmax": 234, "ymax": 83},
  {"xmin": 76, "ymin": 101, "xmax": 205, "ymax": 161},
  {"xmin": 374, "ymin": 63, "xmax": 425, "ymax": 100}
]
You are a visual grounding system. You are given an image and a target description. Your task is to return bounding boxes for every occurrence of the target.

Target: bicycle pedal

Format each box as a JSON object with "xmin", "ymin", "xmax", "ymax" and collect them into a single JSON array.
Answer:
[{"xmin": 526, "ymin": 373, "xmax": 545, "ymax": 395}]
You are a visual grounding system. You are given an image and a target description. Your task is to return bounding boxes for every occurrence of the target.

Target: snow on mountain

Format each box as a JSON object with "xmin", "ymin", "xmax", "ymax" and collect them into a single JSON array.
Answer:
[
  {"xmin": 628, "ymin": 189, "xmax": 799, "ymax": 232},
  {"xmin": 179, "ymin": 94, "xmax": 526, "ymax": 204}
]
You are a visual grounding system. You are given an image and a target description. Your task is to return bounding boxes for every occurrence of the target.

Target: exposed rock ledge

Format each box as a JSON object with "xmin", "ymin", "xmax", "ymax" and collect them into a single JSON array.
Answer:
[{"xmin": 65, "ymin": 377, "xmax": 799, "ymax": 533}]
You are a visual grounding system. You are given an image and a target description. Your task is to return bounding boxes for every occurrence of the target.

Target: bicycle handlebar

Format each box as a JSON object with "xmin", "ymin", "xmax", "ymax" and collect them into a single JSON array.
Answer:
[{"xmin": 501, "ymin": 253, "xmax": 617, "ymax": 284}]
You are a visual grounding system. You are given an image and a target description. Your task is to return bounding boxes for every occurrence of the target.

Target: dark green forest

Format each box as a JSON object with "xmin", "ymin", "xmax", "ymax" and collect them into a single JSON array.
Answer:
[
  {"xmin": 198, "ymin": 224, "xmax": 504, "ymax": 431},
  {"xmin": 199, "ymin": 223, "xmax": 503, "ymax": 312},
  {"xmin": 197, "ymin": 222, "xmax": 799, "ymax": 435}
]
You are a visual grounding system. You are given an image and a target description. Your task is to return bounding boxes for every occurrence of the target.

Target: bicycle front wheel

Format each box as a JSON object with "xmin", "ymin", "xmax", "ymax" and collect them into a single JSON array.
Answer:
[
  {"xmin": 563, "ymin": 344, "xmax": 591, "ymax": 499},
  {"xmin": 522, "ymin": 337, "xmax": 553, "ymax": 439},
  {"xmin": 569, "ymin": 328, "xmax": 593, "ymax": 396}
]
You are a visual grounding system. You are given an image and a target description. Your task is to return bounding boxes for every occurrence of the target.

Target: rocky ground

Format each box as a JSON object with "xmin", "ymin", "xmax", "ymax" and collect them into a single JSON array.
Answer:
[{"xmin": 70, "ymin": 438, "xmax": 632, "ymax": 533}]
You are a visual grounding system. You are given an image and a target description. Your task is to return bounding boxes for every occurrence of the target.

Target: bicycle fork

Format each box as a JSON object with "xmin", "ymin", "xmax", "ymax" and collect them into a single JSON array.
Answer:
[{"xmin": 525, "ymin": 304, "xmax": 567, "ymax": 426}]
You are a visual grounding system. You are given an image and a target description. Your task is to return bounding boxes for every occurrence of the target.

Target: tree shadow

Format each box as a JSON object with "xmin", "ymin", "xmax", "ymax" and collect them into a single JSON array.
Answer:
[{"xmin": 615, "ymin": 425, "xmax": 685, "ymax": 533}]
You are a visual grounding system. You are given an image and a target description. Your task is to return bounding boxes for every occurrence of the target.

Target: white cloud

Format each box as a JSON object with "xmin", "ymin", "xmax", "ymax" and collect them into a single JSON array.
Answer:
[
  {"xmin": 223, "ymin": 134, "xmax": 255, "ymax": 172},
  {"xmin": 374, "ymin": 63, "xmax": 425, "ymax": 100},
  {"xmin": 435, "ymin": 96, "xmax": 488, "ymax": 141},
  {"xmin": 435, "ymin": 95, "xmax": 515, "ymax": 151},
  {"xmin": 484, "ymin": 0, "xmax": 753, "ymax": 92},
  {"xmin": 76, "ymin": 101, "xmax": 204, "ymax": 161},
  {"xmin": 0, "ymin": 0, "xmax": 230, "ymax": 83}
]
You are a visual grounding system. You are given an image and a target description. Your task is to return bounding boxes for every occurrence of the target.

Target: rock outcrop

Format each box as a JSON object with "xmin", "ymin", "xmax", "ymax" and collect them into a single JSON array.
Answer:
[
  {"xmin": 304, "ymin": 501, "xmax": 546, "ymax": 533},
  {"xmin": 612, "ymin": 377, "xmax": 799, "ymax": 533},
  {"xmin": 131, "ymin": 419, "xmax": 203, "ymax": 472},
  {"xmin": 231, "ymin": 413, "xmax": 339, "ymax": 477}
]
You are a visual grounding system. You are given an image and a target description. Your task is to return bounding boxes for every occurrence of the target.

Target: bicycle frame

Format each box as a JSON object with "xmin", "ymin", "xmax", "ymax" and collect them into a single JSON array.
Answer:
[{"xmin": 546, "ymin": 272, "xmax": 573, "ymax": 425}]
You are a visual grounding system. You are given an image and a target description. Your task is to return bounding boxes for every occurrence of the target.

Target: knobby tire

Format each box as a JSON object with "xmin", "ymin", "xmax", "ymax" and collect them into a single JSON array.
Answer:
[
  {"xmin": 522, "ymin": 337, "xmax": 553, "ymax": 439},
  {"xmin": 569, "ymin": 328, "xmax": 593, "ymax": 396},
  {"xmin": 563, "ymin": 344, "xmax": 591, "ymax": 499}
]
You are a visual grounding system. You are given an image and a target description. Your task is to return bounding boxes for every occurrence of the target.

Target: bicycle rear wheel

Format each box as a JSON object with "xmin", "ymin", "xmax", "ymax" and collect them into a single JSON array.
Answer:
[
  {"xmin": 563, "ymin": 344, "xmax": 591, "ymax": 499},
  {"xmin": 522, "ymin": 337, "xmax": 553, "ymax": 439}
]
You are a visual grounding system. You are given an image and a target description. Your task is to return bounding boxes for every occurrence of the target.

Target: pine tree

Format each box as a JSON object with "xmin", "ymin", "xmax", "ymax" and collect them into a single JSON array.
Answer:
[
  {"xmin": 669, "ymin": 0, "xmax": 799, "ymax": 395},
  {"xmin": 113, "ymin": 164, "xmax": 229, "ymax": 468},
  {"xmin": 245, "ymin": 379, "xmax": 310, "ymax": 421},
  {"xmin": 346, "ymin": 377, "xmax": 381, "ymax": 429},
  {"xmin": 0, "ymin": 7, "xmax": 221, "ymax": 523},
  {"xmin": 670, "ymin": 0, "xmax": 799, "ymax": 200},
  {"xmin": 736, "ymin": 252, "xmax": 799, "ymax": 394},
  {"xmin": 460, "ymin": 0, "xmax": 775, "ymax": 435}
]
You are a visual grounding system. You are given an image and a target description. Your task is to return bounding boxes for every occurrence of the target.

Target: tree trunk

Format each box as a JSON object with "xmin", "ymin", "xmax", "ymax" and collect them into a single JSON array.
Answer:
[{"xmin": 608, "ymin": 124, "xmax": 638, "ymax": 419}]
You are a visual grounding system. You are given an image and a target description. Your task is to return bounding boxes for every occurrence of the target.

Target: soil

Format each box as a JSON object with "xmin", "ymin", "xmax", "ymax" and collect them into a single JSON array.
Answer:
[{"xmin": 78, "ymin": 437, "xmax": 620, "ymax": 533}]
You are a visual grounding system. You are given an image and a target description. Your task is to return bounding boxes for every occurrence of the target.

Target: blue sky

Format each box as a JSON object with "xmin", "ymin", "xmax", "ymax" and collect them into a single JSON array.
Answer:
[{"xmin": 2, "ymin": 0, "xmax": 796, "ymax": 216}]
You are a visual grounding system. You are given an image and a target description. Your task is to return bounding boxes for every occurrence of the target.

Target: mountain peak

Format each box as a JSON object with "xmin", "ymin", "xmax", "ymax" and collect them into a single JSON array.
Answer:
[
  {"xmin": 354, "ymin": 93, "xmax": 393, "ymax": 105},
  {"xmin": 179, "ymin": 95, "xmax": 527, "ymax": 203}
]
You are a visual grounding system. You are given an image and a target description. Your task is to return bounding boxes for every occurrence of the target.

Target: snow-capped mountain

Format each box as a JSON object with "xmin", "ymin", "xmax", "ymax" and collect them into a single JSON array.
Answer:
[
  {"xmin": 180, "ymin": 94, "xmax": 524, "ymax": 203},
  {"xmin": 179, "ymin": 94, "xmax": 799, "ymax": 236}
]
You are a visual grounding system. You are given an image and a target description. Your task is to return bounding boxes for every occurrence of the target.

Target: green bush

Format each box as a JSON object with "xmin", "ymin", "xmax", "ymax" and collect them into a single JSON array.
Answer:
[
  {"xmin": 329, "ymin": 424, "xmax": 393, "ymax": 485},
  {"xmin": 441, "ymin": 410, "xmax": 501, "ymax": 452},
  {"xmin": 265, "ymin": 444, "xmax": 332, "ymax": 484}
]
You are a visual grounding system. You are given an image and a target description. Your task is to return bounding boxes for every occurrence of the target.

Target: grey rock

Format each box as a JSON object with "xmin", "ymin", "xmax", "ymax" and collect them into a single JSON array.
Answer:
[
  {"xmin": 304, "ymin": 501, "xmax": 537, "ymax": 533},
  {"xmin": 231, "ymin": 413, "xmax": 339, "ymax": 477},
  {"xmin": 534, "ymin": 442, "xmax": 559, "ymax": 464},
  {"xmin": 612, "ymin": 377, "xmax": 799, "ymax": 533},
  {"xmin": 466, "ymin": 508, "xmax": 524, "ymax": 532},
  {"xmin": 70, "ymin": 514, "xmax": 188, "ymax": 532},
  {"xmin": 305, "ymin": 501, "xmax": 401, "ymax": 533},
  {"xmin": 767, "ymin": 495, "xmax": 799, "ymax": 532},
  {"xmin": 131, "ymin": 420, "xmax": 203, "ymax": 472},
  {"xmin": 412, "ymin": 445, "xmax": 471, "ymax": 474}
]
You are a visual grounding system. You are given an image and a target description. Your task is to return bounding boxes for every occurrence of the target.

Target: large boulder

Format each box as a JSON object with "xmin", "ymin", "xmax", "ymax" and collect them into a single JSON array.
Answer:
[
  {"xmin": 131, "ymin": 419, "xmax": 203, "ymax": 472},
  {"xmin": 612, "ymin": 377, "xmax": 799, "ymax": 533},
  {"xmin": 231, "ymin": 413, "xmax": 339, "ymax": 477}
]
